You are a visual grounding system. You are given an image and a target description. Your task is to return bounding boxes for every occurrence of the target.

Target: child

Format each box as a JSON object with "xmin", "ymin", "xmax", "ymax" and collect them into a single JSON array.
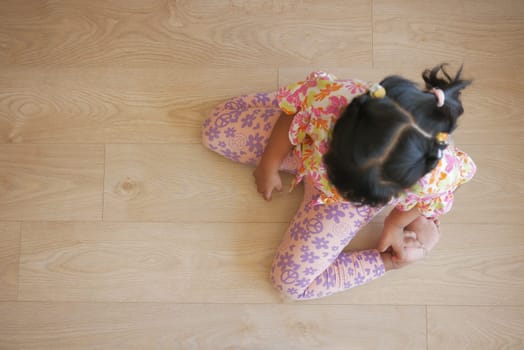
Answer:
[{"xmin": 202, "ymin": 65, "xmax": 476, "ymax": 300}]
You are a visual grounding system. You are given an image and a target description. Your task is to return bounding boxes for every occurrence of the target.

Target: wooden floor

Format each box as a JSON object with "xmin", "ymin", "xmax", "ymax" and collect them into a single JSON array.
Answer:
[{"xmin": 1, "ymin": 0, "xmax": 523, "ymax": 349}]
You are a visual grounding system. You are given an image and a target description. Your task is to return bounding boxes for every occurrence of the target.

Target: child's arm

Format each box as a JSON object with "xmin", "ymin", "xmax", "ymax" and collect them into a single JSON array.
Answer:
[{"xmin": 253, "ymin": 112, "xmax": 294, "ymax": 200}]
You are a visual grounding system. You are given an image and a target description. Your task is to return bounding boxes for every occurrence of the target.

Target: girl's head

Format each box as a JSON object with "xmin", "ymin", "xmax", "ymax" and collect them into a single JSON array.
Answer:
[{"xmin": 324, "ymin": 64, "xmax": 472, "ymax": 207}]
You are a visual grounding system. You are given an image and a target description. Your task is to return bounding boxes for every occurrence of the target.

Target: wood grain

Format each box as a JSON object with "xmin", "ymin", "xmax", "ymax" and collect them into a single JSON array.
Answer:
[
  {"xmin": 446, "ymin": 145, "xmax": 524, "ymax": 224},
  {"xmin": 0, "ymin": 145, "xmax": 104, "ymax": 221},
  {"xmin": 0, "ymin": 67, "xmax": 278, "ymax": 144},
  {"xmin": 445, "ymin": 145, "xmax": 524, "ymax": 224},
  {"xmin": 13, "ymin": 65, "xmax": 520, "ymax": 146},
  {"xmin": 0, "ymin": 0, "xmax": 372, "ymax": 68},
  {"xmin": 373, "ymin": 0, "xmax": 524, "ymax": 69},
  {"xmin": 104, "ymin": 144, "xmax": 304, "ymax": 222},
  {"xmin": 0, "ymin": 222, "xmax": 20, "ymax": 301},
  {"xmin": 428, "ymin": 306, "xmax": 524, "ymax": 350},
  {"xmin": 457, "ymin": 66, "xmax": 524, "ymax": 145},
  {"xmin": 18, "ymin": 221, "xmax": 286, "ymax": 302},
  {"xmin": 18, "ymin": 222, "xmax": 523, "ymax": 305},
  {"xmin": 0, "ymin": 302, "xmax": 426, "ymax": 350}
]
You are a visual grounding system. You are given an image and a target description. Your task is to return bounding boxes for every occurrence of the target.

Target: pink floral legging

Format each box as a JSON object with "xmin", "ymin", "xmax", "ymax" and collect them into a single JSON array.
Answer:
[{"xmin": 202, "ymin": 92, "xmax": 386, "ymax": 300}]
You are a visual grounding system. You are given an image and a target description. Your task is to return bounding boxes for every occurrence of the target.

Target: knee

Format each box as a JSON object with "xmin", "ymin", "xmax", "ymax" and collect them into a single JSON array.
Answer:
[
  {"xmin": 201, "ymin": 100, "xmax": 238, "ymax": 151},
  {"xmin": 269, "ymin": 258, "xmax": 305, "ymax": 301}
]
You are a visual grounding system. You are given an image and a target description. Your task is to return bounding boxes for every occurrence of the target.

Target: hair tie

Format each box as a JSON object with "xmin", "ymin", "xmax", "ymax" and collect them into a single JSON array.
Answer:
[
  {"xmin": 369, "ymin": 83, "xmax": 386, "ymax": 99},
  {"xmin": 435, "ymin": 132, "xmax": 449, "ymax": 146},
  {"xmin": 435, "ymin": 132, "xmax": 449, "ymax": 159},
  {"xmin": 431, "ymin": 88, "xmax": 445, "ymax": 107}
]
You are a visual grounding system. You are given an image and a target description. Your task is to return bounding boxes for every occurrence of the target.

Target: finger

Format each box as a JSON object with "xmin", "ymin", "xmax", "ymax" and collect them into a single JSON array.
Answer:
[
  {"xmin": 392, "ymin": 242, "xmax": 406, "ymax": 261},
  {"xmin": 257, "ymin": 185, "xmax": 266, "ymax": 197},
  {"xmin": 403, "ymin": 237, "xmax": 422, "ymax": 248},
  {"xmin": 377, "ymin": 237, "xmax": 391, "ymax": 253},
  {"xmin": 257, "ymin": 184, "xmax": 268, "ymax": 200},
  {"xmin": 391, "ymin": 249, "xmax": 416, "ymax": 267},
  {"xmin": 264, "ymin": 190, "xmax": 272, "ymax": 201},
  {"xmin": 377, "ymin": 234, "xmax": 393, "ymax": 252},
  {"xmin": 404, "ymin": 230, "xmax": 417, "ymax": 240},
  {"xmin": 391, "ymin": 255, "xmax": 407, "ymax": 269},
  {"xmin": 391, "ymin": 255, "xmax": 401, "ymax": 266}
]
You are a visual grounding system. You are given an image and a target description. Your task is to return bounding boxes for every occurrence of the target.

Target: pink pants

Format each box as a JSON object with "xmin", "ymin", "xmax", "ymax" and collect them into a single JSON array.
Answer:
[{"xmin": 202, "ymin": 92, "xmax": 386, "ymax": 300}]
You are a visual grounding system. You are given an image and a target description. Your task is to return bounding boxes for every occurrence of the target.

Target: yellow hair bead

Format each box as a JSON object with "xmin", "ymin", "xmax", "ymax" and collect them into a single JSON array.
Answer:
[
  {"xmin": 369, "ymin": 83, "xmax": 386, "ymax": 99},
  {"xmin": 435, "ymin": 132, "xmax": 449, "ymax": 145}
]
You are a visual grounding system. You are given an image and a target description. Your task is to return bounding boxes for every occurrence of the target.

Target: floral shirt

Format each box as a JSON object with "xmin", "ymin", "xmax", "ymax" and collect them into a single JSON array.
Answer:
[
  {"xmin": 395, "ymin": 146, "xmax": 476, "ymax": 218},
  {"xmin": 277, "ymin": 71, "xmax": 476, "ymax": 218}
]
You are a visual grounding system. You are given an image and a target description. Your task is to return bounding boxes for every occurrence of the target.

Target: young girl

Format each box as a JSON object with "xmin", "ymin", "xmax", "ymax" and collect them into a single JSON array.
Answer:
[{"xmin": 202, "ymin": 65, "xmax": 476, "ymax": 300}]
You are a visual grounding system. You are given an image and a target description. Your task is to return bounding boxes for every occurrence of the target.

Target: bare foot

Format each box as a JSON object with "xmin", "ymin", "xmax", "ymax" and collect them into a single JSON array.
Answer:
[
  {"xmin": 383, "ymin": 230, "xmax": 426, "ymax": 269},
  {"xmin": 383, "ymin": 218, "xmax": 440, "ymax": 269},
  {"xmin": 405, "ymin": 216, "xmax": 440, "ymax": 255}
]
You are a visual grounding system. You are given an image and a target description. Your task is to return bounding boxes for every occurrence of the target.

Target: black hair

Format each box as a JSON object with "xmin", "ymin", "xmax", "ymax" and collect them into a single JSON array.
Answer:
[{"xmin": 323, "ymin": 64, "xmax": 472, "ymax": 207}]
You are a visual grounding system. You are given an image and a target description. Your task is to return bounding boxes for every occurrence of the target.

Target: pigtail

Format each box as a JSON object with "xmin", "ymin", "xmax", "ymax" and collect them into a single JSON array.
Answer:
[
  {"xmin": 422, "ymin": 64, "xmax": 468, "ymax": 90},
  {"xmin": 422, "ymin": 64, "xmax": 472, "ymax": 132}
]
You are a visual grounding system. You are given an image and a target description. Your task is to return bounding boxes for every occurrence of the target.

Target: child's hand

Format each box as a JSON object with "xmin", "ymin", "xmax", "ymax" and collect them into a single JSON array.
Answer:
[
  {"xmin": 381, "ymin": 232, "xmax": 426, "ymax": 270},
  {"xmin": 378, "ymin": 216, "xmax": 440, "ymax": 269},
  {"xmin": 394, "ymin": 231, "xmax": 427, "ymax": 267},
  {"xmin": 378, "ymin": 224, "xmax": 421, "ymax": 266},
  {"xmin": 253, "ymin": 163, "xmax": 283, "ymax": 201}
]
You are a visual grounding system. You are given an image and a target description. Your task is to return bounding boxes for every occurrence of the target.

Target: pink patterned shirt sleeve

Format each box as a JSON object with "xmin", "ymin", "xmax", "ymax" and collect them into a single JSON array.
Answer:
[{"xmin": 396, "ymin": 146, "xmax": 477, "ymax": 219}]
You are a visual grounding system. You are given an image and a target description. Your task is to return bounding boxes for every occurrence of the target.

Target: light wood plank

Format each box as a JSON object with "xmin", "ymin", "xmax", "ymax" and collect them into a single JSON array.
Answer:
[
  {"xmin": 446, "ymin": 145, "xmax": 524, "ymax": 224},
  {"xmin": 0, "ymin": 68, "xmax": 277, "ymax": 144},
  {"xmin": 373, "ymin": 0, "xmax": 524, "ymax": 68},
  {"xmin": 278, "ymin": 66, "xmax": 524, "ymax": 145},
  {"xmin": 18, "ymin": 221, "xmax": 286, "ymax": 302},
  {"xmin": 0, "ymin": 302, "xmax": 426, "ymax": 350},
  {"xmin": 18, "ymin": 222, "xmax": 523, "ymax": 305},
  {"xmin": 12, "ymin": 65, "xmax": 520, "ymax": 146},
  {"xmin": 104, "ymin": 144, "xmax": 304, "ymax": 222},
  {"xmin": 458, "ymin": 66, "xmax": 524, "ymax": 146},
  {"xmin": 0, "ymin": 222, "xmax": 20, "ymax": 301},
  {"xmin": 13, "ymin": 67, "xmax": 506, "ymax": 146},
  {"xmin": 0, "ymin": 0, "xmax": 372, "ymax": 68},
  {"xmin": 0, "ymin": 145, "xmax": 104, "ymax": 221},
  {"xmin": 428, "ymin": 306, "xmax": 524, "ymax": 350}
]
